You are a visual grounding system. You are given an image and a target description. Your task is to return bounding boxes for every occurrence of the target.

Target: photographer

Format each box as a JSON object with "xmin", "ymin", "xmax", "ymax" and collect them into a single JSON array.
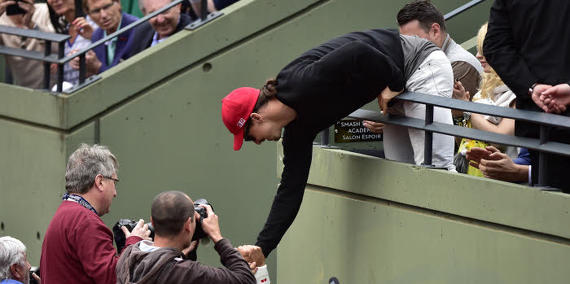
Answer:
[
  {"xmin": 40, "ymin": 144, "xmax": 151, "ymax": 284},
  {"xmin": 0, "ymin": 0, "xmax": 54, "ymax": 88},
  {"xmin": 116, "ymin": 191, "xmax": 255, "ymax": 284}
]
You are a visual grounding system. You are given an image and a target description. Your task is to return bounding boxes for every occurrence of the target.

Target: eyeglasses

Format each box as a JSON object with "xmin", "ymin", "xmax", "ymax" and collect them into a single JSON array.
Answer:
[
  {"xmin": 89, "ymin": 1, "xmax": 115, "ymax": 15},
  {"xmin": 102, "ymin": 176, "xmax": 119, "ymax": 185}
]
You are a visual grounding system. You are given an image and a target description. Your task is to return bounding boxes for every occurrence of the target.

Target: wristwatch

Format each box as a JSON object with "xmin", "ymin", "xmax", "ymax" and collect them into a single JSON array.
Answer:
[{"xmin": 528, "ymin": 83, "xmax": 538, "ymax": 96}]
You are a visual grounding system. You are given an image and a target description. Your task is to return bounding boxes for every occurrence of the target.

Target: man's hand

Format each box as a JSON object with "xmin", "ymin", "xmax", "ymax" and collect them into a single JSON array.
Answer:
[
  {"xmin": 200, "ymin": 205, "xmax": 223, "ymax": 243},
  {"xmin": 468, "ymin": 146, "xmax": 527, "ymax": 182},
  {"xmin": 466, "ymin": 146, "xmax": 493, "ymax": 168},
  {"xmin": 362, "ymin": 120, "xmax": 385, "ymax": 134},
  {"xmin": 452, "ymin": 80, "xmax": 470, "ymax": 118},
  {"xmin": 71, "ymin": 17, "xmax": 94, "ymax": 40},
  {"xmin": 238, "ymin": 245, "xmax": 265, "ymax": 266},
  {"xmin": 452, "ymin": 80, "xmax": 470, "ymax": 101},
  {"xmin": 238, "ymin": 245, "xmax": 265, "ymax": 274},
  {"xmin": 121, "ymin": 219, "xmax": 152, "ymax": 240},
  {"xmin": 17, "ymin": 0, "xmax": 35, "ymax": 28},
  {"xmin": 378, "ymin": 86, "xmax": 404, "ymax": 114},
  {"xmin": 181, "ymin": 240, "xmax": 199, "ymax": 256},
  {"xmin": 70, "ymin": 50, "xmax": 101, "ymax": 76},
  {"xmin": 540, "ymin": 83, "xmax": 570, "ymax": 114},
  {"xmin": 32, "ymin": 272, "xmax": 41, "ymax": 284},
  {"xmin": 531, "ymin": 83, "xmax": 552, "ymax": 112}
]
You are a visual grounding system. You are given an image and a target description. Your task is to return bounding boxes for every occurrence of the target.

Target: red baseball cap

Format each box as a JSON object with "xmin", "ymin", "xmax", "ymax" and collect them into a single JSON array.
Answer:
[{"xmin": 221, "ymin": 87, "xmax": 260, "ymax": 151}]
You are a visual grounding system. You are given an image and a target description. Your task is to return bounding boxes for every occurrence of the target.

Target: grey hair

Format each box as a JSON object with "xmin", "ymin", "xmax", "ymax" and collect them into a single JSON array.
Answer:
[
  {"xmin": 0, "ymin": 236, "xmax": 26, "ymax": 280},
  {"xmin": 65, "ymin": 144, "xmax": 118, "ymax": 194}
]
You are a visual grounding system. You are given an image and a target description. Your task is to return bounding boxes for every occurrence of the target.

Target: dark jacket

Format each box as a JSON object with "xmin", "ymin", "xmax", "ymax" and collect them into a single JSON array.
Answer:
[
  {"xmin": 91, "ymin": 12, "xmax": 139, "ymax": 73},
  {"xmin": 116, "ymin": 239, "xmax": 255, "ymax": 284},
  {"xmin": 125, "ymin": 13, "xmax": 191, "ymax": 58},
  {"xmin": 484, "ymin": 0, "xmax": 570, "ymax": 191}
]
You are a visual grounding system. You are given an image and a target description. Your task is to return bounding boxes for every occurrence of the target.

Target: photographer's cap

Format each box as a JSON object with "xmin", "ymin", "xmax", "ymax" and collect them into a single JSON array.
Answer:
[{"xmin": 221, "ymin": 87, "xmax": 260, "ymax": 151}]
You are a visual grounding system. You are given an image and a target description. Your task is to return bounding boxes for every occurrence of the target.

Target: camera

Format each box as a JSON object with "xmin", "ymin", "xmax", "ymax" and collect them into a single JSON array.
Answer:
[
  {"xmin": 112, "ymin": 219, "xmax": 155, "ymax": 253},
  {"xmin": 6, "ymin": 0, "xmax": 26, "ymax": 15},
  {"xmin": 192, "ymin": 199, "xmax": 214, "ymax": 241}
]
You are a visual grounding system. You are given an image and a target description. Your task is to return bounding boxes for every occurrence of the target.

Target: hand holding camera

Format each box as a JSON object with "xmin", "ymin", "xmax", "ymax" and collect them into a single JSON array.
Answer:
[
  {"xmin": 122, "ymin": 219, "xmax": 152, "ymax": 240},
  {"xmin": 198, "ymin": 203, "xmax": 223, "ymax": 243}
]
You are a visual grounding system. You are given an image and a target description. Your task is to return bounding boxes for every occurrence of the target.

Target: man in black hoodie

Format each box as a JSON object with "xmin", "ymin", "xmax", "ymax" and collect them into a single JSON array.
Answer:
[
  {"xmin": 221, "ymin": 28, "xmax": 455, "ymax": 257},
  {"xmin": 116, "ymin": 191, "xmax": 255, "ymax": 284}
]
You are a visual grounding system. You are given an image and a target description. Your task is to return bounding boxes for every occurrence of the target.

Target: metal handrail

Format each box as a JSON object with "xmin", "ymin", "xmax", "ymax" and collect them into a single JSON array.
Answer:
[
  {"xmin": 347, "ymin": 92, "xmax": 570, "ymax": 187},
  {"xmin": 443, "ymin": 0, "xmax": 487, "ymax": 21}
]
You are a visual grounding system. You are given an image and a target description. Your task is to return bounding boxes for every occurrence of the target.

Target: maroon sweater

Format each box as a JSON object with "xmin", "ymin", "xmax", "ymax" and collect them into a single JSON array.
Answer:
[{"xmin": 40, "ymin": 201, "xmax": 142, "ymax": 284}]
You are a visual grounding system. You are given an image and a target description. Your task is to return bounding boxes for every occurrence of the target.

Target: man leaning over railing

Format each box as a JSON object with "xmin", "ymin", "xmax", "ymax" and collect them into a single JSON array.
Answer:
[
  {"xmin": 0, "ymin": 0, "xmax": 54, "ymax": 88},
  {"xmin": 69, "ymin": 0, "xmax": 138, "ymax": 77}
]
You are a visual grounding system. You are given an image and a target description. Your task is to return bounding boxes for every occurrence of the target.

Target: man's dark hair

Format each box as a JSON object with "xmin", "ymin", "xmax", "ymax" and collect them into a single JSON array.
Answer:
[
  {"xmin": 151, "ymin": 191, "xmax": 195, "ymax": 237},
  {"xmin": 397, "ymin": 1, "xmax": 446, "ymax": 33},
  {"xmin": 243, "ymin": 78, "xmax": 278, "ymax": 139}
]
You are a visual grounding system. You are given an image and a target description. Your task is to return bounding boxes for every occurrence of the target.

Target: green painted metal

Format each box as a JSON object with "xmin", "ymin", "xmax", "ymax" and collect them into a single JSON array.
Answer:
[
  {"xmin": 0, "ymin": 0, "xmax": 498, "ymax": 282},
  {"xmin": 277, "ymin": 147, "xmax": 570, "ymax": 283}
]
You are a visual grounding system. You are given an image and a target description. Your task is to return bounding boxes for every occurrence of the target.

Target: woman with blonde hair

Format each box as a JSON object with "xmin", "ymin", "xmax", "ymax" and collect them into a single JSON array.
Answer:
[{"xmin": 455, "ymin": 22, "xmax": 517, "ymax": 175}]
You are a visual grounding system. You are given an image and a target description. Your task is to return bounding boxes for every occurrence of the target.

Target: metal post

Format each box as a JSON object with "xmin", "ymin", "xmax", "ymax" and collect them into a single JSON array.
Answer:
[
  {"xmin": 538, "ymin": 125, "xmax": 550, "ymax": 186},
  {"xmin": 43, "ymin": 40, "xmax": 52, "ymax": 89},
  {"xmin": 79, "ymin": 53, "xmax": 86, "ymax": 84},
  {"xmin": 200, "ymin": 0, "xmax": 208, "ymax": 21},
  {"xmin": 320, "ymin": 128, "xmax": 330, "ymax": 146},
  {"xmin": 57, "ymin": 41, "xmax": 65, "ymax": 92},
  {"xmin": 423, "ymin": 104, "xmax": 434, "ymax": 166}
]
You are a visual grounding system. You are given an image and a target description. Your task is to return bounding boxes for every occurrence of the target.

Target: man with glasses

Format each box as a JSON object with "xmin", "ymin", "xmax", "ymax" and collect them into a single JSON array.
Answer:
[
  {"xmin": 124, "ymin": 0, "xmax": 191, "ymax": 58},
  {"xmin": 70, "ymin": 0, "xmax": 138, "ymax": 76},
  {"xmin": 40, "ymin": 144, "xmax": 151, "ymax": 284}
]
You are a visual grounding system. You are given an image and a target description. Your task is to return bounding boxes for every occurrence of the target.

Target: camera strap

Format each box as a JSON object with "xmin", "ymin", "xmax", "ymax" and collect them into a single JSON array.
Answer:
[{"xmin": 62, "ymin": 193, "xmax": 98, "ymax": 215}]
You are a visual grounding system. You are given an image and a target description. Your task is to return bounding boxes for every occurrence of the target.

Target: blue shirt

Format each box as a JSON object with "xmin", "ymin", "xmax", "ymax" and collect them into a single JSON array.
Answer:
[{"xmin": 1, "ymin": 279, "xmax": 24, "ymax": 284}]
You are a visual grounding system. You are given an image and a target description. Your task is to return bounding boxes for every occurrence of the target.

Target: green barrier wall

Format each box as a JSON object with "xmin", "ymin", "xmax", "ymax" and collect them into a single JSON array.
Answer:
[
  {"xmin": 0, "ymin": 0, "xmax": 493, "ymax": 282},
  {"xmin": 277, "ymin": 147, "xmax": 570, "ymax": 283}
]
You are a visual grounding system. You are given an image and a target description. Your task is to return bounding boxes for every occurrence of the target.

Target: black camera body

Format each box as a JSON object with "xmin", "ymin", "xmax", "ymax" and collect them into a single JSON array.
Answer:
[
  {"xmin": 6, "ymin": 0, "xmax": 26, "ymax": 15},
  {"xmin": 192, "ymin": 199, "xmax": 213, "ymax": 241},
  {"xmin": 112, "ymin": 219, "xmax": 155, "ymax": 253}
]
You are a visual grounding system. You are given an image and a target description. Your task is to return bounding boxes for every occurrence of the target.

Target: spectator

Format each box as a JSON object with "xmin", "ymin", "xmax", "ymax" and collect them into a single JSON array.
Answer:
[
  {"xmin": 69, "ymin": 0, "xmax": 138, "ymax": 76},
  {"xmin": 0, "ymin": 236, "xmax": 39, "ymax": 284},
  {"xmin": 40, "ymin": 144, "xmax": 150, "ymax": 284},
  {"xmin": 0, "ymin": 0, "xmax": 54, "ymax": 89},
  {"xmin": 221, "ymin": 28, "xmax": 455, "ymax": 256},
  {"xmin": 469, "ymin": 23, "xmax": 515, "ymax": 136},
  {"xmin": 364, "ymin": 0, "xmax": 482, "ymax": 148},
  {"xmin": 116, "ymin": 191, "xmax": 256, "ymax": 284},
  {"xmin": 454, "ymin": 23, "xmax": 517, "ymax": 175},
  {"xmin": 467, "ymin": 146, "xmax": 530, "ymax": 184},
  {"xmin": 396, "ymin": 0, "xmax": 482, "ymax": 97},
  {"xmin": 124, "ymin": 0, "xmax": 191, "ymax": 58},
  {"xmin": 47, "ymin": 0, "xmax": 97, "ymax": 88},
  {"xmin": 484, "ymin": 0, "xmax": 570, "ymax": 192}
]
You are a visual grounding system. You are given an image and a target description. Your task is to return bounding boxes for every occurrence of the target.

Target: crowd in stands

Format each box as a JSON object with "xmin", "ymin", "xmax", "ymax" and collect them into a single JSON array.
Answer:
[
  {"xmin": 0, "ymin": 0, "xmax": 240, "ymax": 90},
  {"xmin": 360, "ymin": 0, "xmax": 570, "ymax": 193}
]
